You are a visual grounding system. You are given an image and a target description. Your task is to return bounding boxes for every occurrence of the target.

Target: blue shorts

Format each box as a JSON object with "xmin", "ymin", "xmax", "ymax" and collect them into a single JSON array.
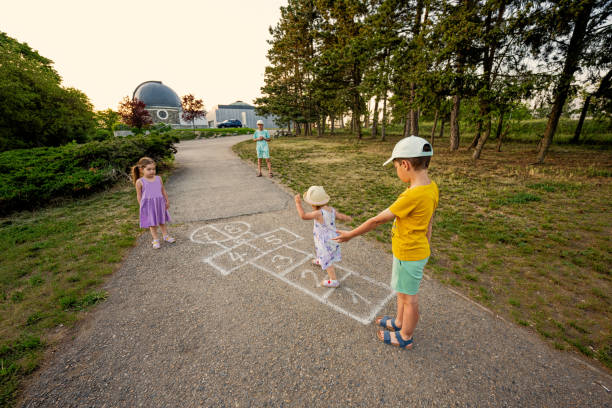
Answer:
[
  {"xmin": 256, "ymin": 142, "xmax": 270, "ymax": 159},
  {"xmin": 391, "ymin": 256, "xmax": 429, "ymax": 295}
]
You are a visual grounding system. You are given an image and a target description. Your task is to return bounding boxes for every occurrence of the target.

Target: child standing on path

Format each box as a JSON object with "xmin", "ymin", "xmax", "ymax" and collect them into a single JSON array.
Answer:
[
  {"xmin": 295, "ymin": 186, "xmax": 352, "ymax": 288},
  {"xmin": 131, "ymin": 157, "xmax": 176, "ymax": 249},
  {"xmin": 334, "ymin": 136, "xmax": 438, "ymax": 349},
  {"xmin": 253, "ymin": 119, "xmax": 273, "ymax": 177}
]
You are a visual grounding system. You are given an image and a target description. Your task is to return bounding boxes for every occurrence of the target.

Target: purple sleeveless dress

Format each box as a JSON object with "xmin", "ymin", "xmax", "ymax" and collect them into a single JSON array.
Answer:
[{"xmin": 139, "ymin": 176, "xmax": 171, "ymax": 228}]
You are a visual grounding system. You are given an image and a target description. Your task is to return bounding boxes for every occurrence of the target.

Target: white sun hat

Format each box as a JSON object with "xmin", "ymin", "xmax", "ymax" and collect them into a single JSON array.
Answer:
[
  {"xmin": 256, "ymin": 120, "xmax": 264, "ymax": 125},
  {"xmin": 383, "ymin": 136, "xmax": 433, "ymax": 166},
  {"xmin": 303, "ymin": 186, "xmax": 330, "ymax": 206}
]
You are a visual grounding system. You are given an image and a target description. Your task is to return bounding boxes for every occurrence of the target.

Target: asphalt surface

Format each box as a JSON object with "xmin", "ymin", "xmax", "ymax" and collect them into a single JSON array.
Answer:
[{"xmin": 21, "ymin": 136, "xmax": 611, "ymax": 407}]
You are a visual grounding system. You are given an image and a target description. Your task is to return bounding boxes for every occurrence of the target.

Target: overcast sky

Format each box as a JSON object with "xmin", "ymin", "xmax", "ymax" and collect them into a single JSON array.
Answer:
[{"xmin": 2, "ymin": 0, "xmax": 286, "ymax": 111}]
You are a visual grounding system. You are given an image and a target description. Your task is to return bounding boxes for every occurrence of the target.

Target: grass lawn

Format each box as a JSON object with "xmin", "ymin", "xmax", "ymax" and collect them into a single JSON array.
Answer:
[
  {"xmin": 234, "ymin": 126, "xmax": 612, "ymax": 371},
  {"xmin": 0, "ymin": 179, "xmax": 146, "ymax": 406}
]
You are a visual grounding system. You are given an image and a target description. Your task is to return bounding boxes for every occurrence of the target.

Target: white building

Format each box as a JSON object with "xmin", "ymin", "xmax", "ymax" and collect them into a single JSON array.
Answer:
[{"xmin": 206, "ymin": 101, "xmax": 279, "ymax": 128}]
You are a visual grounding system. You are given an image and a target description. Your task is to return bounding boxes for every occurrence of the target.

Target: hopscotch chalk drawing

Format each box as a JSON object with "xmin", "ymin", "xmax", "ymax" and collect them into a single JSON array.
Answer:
[{"xmin": 190, "ymin": 221, "xmax": 395, "ymax": 324}]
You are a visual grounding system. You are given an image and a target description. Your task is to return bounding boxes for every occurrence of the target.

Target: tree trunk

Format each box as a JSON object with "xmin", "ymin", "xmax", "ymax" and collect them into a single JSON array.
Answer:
[
  {"xmin": 536, "ymin": 1, "xmax": 594, "ymax": 163},
  {"xmin": 468, "ymin": 119, "xmax": 482, "ymax": 150},
  {"xmin": 331, "ymin": 116, "xmax": 335, "ymax": 134},
  {"xmin": 571, "ymin": 95, "xmax": 591, "ymax": 143},
  {"xmin": 381, "ymin": 92, "xmax": 388, "ymax": 141},
  {"xmin": 403, "ymin": 112, "xmax": 411, "ymax": 138},
  {"xmin": 497, "ymin": 121, "xmax": 510, "ymax": 152},
  {"xmin": 450, "ymin": 95, "xmax": 461, "ymax": 150},
  {"xmin": 409, "ymin": 84, "xmax": 419, "ymax": 136},
  {"xmin": 371, "ymin": 95, "xmax": 380, "ymax": 138},
  {"xmin": 295, "ymin": 122, "xmax": 301, "ymax": 136},
  {"xmin": 472, "ymin": 114, "xmax": 491, "ymax": 159},
  {"xmin": 410, "ymin": 108, "xmax": 419, "ymax": 136},
  {"xmin": 430, "ymin": 109, "xmax": 439, "ymax": 145},
  {"xmin": 317, "ymin": 118, "xmax": 323, "ymax": 137},
  {"xmin": 494, "ymin": 112, "xmax": 504, "ymax": 140}
]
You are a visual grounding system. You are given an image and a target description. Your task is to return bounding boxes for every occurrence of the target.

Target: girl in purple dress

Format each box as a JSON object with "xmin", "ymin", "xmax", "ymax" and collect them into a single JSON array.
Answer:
[
  {"xmin": 131, "ymin": 157, "xmax": 175, "ymax": 249},
  {"xmin": 294, "ymin": 186, "xmax": 352, "ymax": 288}
]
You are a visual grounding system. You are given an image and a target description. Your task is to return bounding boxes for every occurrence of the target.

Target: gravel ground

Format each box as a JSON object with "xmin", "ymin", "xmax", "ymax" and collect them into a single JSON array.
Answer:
[{"xmin": 20, "ymin": 136, "xmax": 611, "ymax": 407}]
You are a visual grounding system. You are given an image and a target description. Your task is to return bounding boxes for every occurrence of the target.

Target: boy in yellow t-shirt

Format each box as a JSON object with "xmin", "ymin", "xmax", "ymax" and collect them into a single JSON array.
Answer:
[{"xmin": 335, "ymin": 136, "xmax": 438, "ymax": 349}]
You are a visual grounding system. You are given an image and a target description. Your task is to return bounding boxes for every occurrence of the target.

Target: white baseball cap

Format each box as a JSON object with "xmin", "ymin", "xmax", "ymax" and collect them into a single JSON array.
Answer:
[
  {"xmin": 256, "ymin": 120, "xmax": 264, "ymax": 125},
  {"xmin": 383, "ymin": 136, "xmax": 433, "ymax": 166}
]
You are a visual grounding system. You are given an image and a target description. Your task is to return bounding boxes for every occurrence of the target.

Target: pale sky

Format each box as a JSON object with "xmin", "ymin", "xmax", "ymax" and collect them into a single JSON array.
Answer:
[{"xmin": 2, "ymin": 0, "xmax": 286, "ymax": 111}]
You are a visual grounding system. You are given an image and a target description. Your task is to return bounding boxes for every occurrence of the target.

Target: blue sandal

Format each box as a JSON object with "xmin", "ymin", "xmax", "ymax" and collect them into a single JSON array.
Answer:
[
  {"xmin": 378, "ymin": 330, "xmax": 413, "ymax": 349},
  {"xmin": 377, "ymin": 316, "xmax": 401, "ymax": 331}
]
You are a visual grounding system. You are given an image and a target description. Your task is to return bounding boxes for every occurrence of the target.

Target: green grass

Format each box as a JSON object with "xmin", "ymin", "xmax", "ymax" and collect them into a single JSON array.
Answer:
[
  {"xmin": 233, "ymin": 122, "xmax": 612, "ymax": 371},
  {"xmin": 0, "ymin": 180, "xmax": 145, "ymax": 406}
]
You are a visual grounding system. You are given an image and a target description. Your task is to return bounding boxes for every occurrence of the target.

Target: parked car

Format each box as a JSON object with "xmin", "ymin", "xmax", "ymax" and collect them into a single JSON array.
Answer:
[{"xmin": 217, "ymin": 119, "xmax": 242, "ymax": 128}]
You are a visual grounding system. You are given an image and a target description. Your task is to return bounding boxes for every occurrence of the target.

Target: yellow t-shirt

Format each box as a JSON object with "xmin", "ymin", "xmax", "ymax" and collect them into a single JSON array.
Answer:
[{"xmin": 389, "ymin": 181, "xmax": 439, "ymax": 261}]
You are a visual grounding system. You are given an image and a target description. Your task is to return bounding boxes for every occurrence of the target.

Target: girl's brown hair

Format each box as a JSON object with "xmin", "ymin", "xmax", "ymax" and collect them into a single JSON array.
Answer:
[{"xmin": 131, "ymin": 157, "xmax": 155, "ymax": 184}]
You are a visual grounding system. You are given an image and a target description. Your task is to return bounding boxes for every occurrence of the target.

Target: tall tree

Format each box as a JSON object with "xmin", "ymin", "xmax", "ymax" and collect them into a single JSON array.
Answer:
[
  {"xmin": 94, "ymin": 109, "xmax": 120, "ymax": 133},
  {"xmin": 528, "ymin": 0, "xmax": 610, "ymax": 163},
  {"xmin": 257, "ymin": 0, "xmax": 320, "ymax": 135},
  {"xmin": 317, "ymin": 0, "xmax": 369, "ymax": 138},
  {"xmin": 0, "ymin": 32, "xmax": 95, "ymax": 151}
]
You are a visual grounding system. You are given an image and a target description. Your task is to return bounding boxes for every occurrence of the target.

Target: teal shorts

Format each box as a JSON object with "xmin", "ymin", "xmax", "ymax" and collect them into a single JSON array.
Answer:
[
  {"xmin": 256, "ymin": 142, "xmax": 270, "ymax": 159},
  {"xmin": 391, "ymin": 256, "xmax": 429, "ymax": 295}
]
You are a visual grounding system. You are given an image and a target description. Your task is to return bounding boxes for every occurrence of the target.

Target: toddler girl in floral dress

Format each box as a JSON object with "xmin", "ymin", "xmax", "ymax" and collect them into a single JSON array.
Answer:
[{"xmin": 294, "ymin": 186, "xmax": 352, "ymax": 287}]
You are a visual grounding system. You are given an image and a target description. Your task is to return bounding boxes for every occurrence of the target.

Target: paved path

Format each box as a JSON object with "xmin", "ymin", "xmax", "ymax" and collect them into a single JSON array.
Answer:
[{"xmin": 22, "ymin": 137, "xmax": 611, "ymax": 407}]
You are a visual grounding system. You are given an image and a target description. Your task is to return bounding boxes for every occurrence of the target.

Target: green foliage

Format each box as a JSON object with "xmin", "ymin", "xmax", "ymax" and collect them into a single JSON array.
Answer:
[
  {"xmin": 167, "ymin": 127, "xmax": 255, "ymax": 140},
  {"xmin": 0, "ymin": 133, "xmax": 177, "ymax": 215},
  {"xmin": 94, "ymin": 109, "xmax": 120, "ymax": 133},
  {"xmin": 0, "ymin": 32, "xmax": 96, "ymax": 152}
]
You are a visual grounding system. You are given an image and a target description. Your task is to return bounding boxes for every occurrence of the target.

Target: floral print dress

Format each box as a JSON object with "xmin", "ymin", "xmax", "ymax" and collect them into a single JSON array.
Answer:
[{"xmin": 313, "ymin": 208, "xmax": 341, "ymax": 270}]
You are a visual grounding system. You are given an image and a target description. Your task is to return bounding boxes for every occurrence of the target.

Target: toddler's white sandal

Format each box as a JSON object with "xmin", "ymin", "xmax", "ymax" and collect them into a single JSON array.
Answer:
[
  {"xmin": 152, "ymin": 239, "xmax": 161, "ymax": 249},
  {"xmin": 163, "ymin": 235, "xmax": 176, "ymax": 243},
  {"xmin": 321, "ymin": 279, "xmax": 339, "ymax": 288}
]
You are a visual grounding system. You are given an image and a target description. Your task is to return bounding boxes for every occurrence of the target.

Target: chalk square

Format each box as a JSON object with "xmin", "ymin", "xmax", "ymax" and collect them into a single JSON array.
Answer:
[
  {"xmin": 250, "ymin": 246, "xmax": 311, "ymax": 276},
  {"xmin": 190, "ymin": 225, "xmax": 231, "ymax": 245},
  {"xmin": 214, "ymin": 221, "xmax": 252, "ymax": 239},
  {"xmin": 225, "ymin": 231, "xmax": 258, "ymax": 248},
  {"xmin": 196, "ymin": 242, "xmax": 230, "ymax": 259},
  {"xmin": 207, "ymin": 244, "xmax": 263, "ymax": 275},
  {"xmin": 325, "ymin": 274, "xmax": 393, "ymax": 320},
  {"xmin": 283, "ymin": 265, "xmax": 351, "ymax": 296},
  {"xmin": 247, "ymin": 228, "xmax": 302, "ymax": 252}
]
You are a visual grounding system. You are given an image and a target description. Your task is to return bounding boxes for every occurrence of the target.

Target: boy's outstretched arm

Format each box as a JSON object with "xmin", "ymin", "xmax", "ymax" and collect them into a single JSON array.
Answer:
[{"xmin": 334, "ymin": 209, "xmax": 395, "ymax": 243}]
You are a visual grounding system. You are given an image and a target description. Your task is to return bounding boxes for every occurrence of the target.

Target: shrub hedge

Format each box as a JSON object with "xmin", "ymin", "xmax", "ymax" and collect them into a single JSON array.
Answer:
[
  {"xmin": 168, "ymin": 127, "xmax": 255, "ymax": 141},
  {"xmin": 0, "ymin": 133, "xmax": 177, "ymax": 215}
]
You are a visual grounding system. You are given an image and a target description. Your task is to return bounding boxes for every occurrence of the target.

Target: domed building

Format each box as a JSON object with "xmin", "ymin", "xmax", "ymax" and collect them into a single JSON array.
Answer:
[{"xmin": 133, "ymin": 81, "xmax": 182, "ymax": 126}]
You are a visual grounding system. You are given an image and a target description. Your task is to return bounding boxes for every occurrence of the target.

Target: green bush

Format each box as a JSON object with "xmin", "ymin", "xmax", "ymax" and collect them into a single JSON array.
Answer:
[
  {"xmin": 168, "ymin": 127, "xmax": 255, "ymax": 140},
  {"xmin": 0, "ymin": 133, "xmax": 177, "ymax": 215}
]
